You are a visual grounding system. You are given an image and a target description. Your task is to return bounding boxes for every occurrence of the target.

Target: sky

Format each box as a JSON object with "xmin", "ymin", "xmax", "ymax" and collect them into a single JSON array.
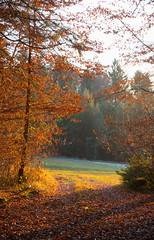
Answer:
[{"xmin": 66, "ymin": 0, "xmax": 154, "ymax": 80}]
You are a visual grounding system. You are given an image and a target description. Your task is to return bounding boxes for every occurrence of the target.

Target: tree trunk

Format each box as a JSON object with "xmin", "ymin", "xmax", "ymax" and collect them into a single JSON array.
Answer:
[{"xmin": 18, "ymin": 44, "xmax": 31, "ymax": 183}]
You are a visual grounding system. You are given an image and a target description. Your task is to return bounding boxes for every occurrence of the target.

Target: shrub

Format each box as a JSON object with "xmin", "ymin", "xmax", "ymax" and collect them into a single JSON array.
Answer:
[{"xmin": 117, "ymin": 154, "xmax": 154, "ymax": 192}]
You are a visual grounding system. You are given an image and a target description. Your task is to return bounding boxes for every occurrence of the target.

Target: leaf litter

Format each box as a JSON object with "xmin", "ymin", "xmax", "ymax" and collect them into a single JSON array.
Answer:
[{"xmin": 0, "ymin": 172, "xmax": 153, "ymax": 240}]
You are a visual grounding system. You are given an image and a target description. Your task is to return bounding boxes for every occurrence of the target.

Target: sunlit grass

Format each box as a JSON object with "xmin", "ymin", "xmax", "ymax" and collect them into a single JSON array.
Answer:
[
  {"xmin": 49, "ymin": 170, "xmax": 121, "ymax": 193},
  {"xmin": 40, "ymin": 157, "xmax": 125, "ymax": 194}
]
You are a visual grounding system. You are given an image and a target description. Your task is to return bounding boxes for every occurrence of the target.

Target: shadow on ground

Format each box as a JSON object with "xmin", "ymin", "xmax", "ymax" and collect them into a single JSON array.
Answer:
[{"xmin": 0, "ymin": 186, "xmax": 153, "ymax": 240}]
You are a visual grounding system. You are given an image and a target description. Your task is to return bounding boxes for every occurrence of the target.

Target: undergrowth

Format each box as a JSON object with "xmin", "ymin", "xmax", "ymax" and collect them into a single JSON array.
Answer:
[
  {"xmin": 117, "ymin": 154, "xmax": 154, "ymax": 192},
  {"xmin": 0, "ymin": 166, "xmax": 58, "ymax": 198}
]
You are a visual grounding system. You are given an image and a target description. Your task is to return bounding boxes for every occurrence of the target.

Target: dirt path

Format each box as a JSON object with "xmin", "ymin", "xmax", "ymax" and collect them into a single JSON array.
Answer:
[{"xmin": 0, "ymin": 184, "xmax": 153, "ymax": 240}]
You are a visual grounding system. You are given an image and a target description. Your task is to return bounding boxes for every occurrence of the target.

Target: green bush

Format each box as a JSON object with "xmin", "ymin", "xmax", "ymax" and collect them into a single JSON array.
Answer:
[{"xmin": 117, "ymin": 154, "xmax": 154, "ymax": 192}]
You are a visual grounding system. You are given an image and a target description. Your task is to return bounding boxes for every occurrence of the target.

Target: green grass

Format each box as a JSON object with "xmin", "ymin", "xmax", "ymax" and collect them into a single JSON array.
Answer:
[
  {"xmin": 43, "ymin": 157, "xmax": 125, "ymax": 174},
  {"xmin": 38, "ymin": 157, "xmax": 126, "ymax": 193}
]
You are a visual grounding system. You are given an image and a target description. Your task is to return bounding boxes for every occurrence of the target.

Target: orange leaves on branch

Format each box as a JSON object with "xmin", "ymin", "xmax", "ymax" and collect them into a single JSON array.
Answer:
[
  {"xmin": 1, "ymin": 0, "xmax": 96, "ymax": 178},
  {"xmin": 70, "ymin": 118, "xmax": 81, "ymax": 123}
]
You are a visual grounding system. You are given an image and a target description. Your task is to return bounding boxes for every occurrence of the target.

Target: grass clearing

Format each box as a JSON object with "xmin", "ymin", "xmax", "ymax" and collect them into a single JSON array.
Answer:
[
  {"xmin": 42, "ymin": 157, "xmax": 125, "ymax": 194},
  {"xmin": 43, "ymin": 157, "xmax": 125, "ymax": 173},
  {"xmin": 50, "ymin": 170, "xmax": 121, "ymax": 191}
]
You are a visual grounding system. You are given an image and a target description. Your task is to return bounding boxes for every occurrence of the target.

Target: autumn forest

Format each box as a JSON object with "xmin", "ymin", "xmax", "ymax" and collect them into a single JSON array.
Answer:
[{"xmin": 0, "ymin": 0, "xmax": 153, "ymax": 239}]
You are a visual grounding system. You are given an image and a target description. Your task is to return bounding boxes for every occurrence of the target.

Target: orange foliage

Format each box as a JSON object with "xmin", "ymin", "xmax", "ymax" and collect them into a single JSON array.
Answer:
[
  {"xmin": 97, "ymin": 75, "xmax": 153, "ymax": 159},
  {"xmin": 0, "ymin": 0, "xmax": 153, "ymax": 179},
  {"xmin": 0, "ymin": 0, "xmax": 96, "ymax": 180}
]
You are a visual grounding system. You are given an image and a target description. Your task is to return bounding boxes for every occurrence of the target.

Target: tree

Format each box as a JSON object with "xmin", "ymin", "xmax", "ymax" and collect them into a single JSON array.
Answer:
[
  {"xmin": 131, "ymin": 71, "xmax": 152, "ymax": 94},
  {"xmin": 115, "ymin": 71, "xmax": 154, "ymax": 190},
  {"xmin": 98, "ymin": 69, "xmax": 153, "ymax": 161},
  {"xmin": 92, "ymin": 60, "xmax": 129, "ymax": 160},
  {"xmin": 108, "ymin": 59, "xmax": 127, "ymax": 87},
  {"xmin": 0, "ymin": 0, "xmax": 104, "ymax": 182},
  {"xmin": 1, "ymin": 0, "xmax": 153, "ymax": 182},
  {"xmin": 127, "ymin": 71, "xmax": 153, "ymax": 157}
]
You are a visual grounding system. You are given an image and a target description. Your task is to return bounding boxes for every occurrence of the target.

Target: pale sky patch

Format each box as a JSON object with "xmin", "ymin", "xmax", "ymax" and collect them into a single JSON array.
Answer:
[{"xmin": 65, "ymin": 0, "xmax": 154, "ymax": 80}]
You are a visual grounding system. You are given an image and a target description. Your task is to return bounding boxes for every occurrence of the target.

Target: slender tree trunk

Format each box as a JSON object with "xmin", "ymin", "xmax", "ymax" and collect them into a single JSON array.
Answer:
[
  {"xmin": 18, "ymin": 46, "xmax": 31, "ymax": 183},
  {"xmin": 18, "ymin": 8, "xmax": 36, "ymax": 183}
]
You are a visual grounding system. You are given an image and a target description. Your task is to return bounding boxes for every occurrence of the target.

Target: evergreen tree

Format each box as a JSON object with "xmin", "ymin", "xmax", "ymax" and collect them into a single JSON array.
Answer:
[{"xmin": 108, "ymin": 59, "xmax": 127, "ymax": 87}]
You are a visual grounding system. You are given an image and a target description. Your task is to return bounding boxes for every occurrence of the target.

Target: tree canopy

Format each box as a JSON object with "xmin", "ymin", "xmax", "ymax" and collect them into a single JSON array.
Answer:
[{"xmin": 0, "ymin": 0, "xmax": 153, "ymax": 182}]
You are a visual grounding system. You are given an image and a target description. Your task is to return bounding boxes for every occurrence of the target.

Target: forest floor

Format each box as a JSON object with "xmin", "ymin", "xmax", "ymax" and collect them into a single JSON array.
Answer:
[{"xmin": 0, "ymin": 170, "xmax": 153, "ymax": 240}]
